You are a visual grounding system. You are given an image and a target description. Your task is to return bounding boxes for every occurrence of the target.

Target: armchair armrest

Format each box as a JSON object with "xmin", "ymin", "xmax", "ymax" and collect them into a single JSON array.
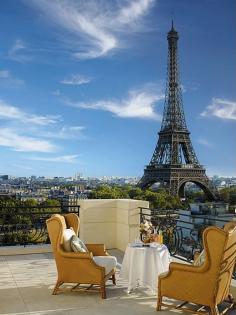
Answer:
[
  {"xmin": 159, "ymin": 261, "xmax": 204, "ymax": 280},
  {"xmin": 86, "ymin": 244, "xmax": 108, "ymax": 256},
  {"xmin": 57, "ymin": 247, "xmax": 106, "ymax": 273},
  {"xmin": 169, "ymin": 262, "xmax": 203, "ymax": 273},
  {"xmin": 58, "ymin": 247, "xmax": 93, "ymax": 259}
]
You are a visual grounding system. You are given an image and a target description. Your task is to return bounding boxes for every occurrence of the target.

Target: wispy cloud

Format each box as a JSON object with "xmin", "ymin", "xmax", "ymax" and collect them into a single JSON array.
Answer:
[
  {"xmin": 40, "ymin": 126, "xmax": 85, "ymax": 139},
  {"xmin": 117, "ymin": 0, "xmax": 155, "ymax": 26},
  {"xmin": 0, "ymin": 70, "xmax": 24, "ymax": 87},
  {"xmin": 0, "ymin": 100, "xmax": 59, "ymax": 125},
  {"xmin": 27, "ymin": 154, "xmax": 79, "ymax": 163},
  {"xmin": 0, "ymin": 128, "xmax": 57, "ymax": 152},
  {"xmin": 28, "ymin": 0, "xmax": 155, "ymax": 59},
  {"xmin": 201, "ymin": 98, "xmax": 236, "ymax": 121},
  {"xmin": 0, "ymin": 99, "xmax": 86, "ymax": 154},
  {"xmin": 60, "ymin": 74, "xmax": 91, "ymax": 85},
  {"xmin": 8, "ymin": 39, "xmax": 32, "ymax": 63},
  {"xmin": 181, "ymin": 82, "xmax": 199, "ymax": 92},
  {"xmin": 197, "ymin": 138, "xmax": 213, "ymax": 148},
  {"xmin": 65, "ymin": 85, "xmax": 164, "ymax": 120}
]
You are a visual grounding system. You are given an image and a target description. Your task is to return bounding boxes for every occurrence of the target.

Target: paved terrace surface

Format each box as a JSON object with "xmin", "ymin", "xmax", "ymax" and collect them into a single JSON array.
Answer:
[{"xmin": 0, "ymin": 249, "xmax": 235, "ymax": 315}]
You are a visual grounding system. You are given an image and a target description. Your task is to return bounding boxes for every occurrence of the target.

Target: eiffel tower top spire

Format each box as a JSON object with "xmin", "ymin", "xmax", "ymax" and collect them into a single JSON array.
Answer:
[{"xmin": 161, "ymin": 22, "xmax": 187, "ymax": 131}]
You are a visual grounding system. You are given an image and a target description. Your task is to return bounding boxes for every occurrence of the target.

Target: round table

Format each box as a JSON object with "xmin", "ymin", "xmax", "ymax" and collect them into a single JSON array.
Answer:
[{"xmin": 120, "ymin": 243, "xmax": 170, "ymax": 293}]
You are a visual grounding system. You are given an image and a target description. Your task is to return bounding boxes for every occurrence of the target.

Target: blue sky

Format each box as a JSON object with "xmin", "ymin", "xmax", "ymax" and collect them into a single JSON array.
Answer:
[{"xmin": 0, "ymin": 0, "xmax": 235, "ymax": 178}]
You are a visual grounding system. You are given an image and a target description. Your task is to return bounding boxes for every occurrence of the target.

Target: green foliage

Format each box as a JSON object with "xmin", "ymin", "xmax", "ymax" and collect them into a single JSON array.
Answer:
[
  {"xmin": 89, "ymin": 185, "xmax": 129, "ymax": 199},
  {"xmin": 40, "ymin": 199, "xmax": 61, "ymax": 212},
  {"xmin": 185, "ymin": 191, "xmax": 207, "ymax": 203},
  {"xmin": 126, "ymin": 187, "xmax": 143, "ymax": 199},
  {"xmin": 89, "ymin": 185, "xmax": 184, "ymax": 209},
  {"xmin": 0, "ymin": 197, "xmax": 61, "ymax": 245},
  {"xmin": 184, "ymin": 186, "xmax": 236, "ymax": 205},
  {"xmin": 218, "ymin": 186, "xmax": 236, "ymax": 205}
]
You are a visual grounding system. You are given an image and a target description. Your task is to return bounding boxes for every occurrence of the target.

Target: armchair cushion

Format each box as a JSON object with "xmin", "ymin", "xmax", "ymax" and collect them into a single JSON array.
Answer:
[
  {"xmin": 63, "ymin": 228, "xmax": 75, "ymax": 252},
  {"xmin": 93, "ymin": 256, "xmax": 117, "ymax": 275},
  {"xmin": 71, "ymin": 235, "xmax": 88, "ymax": 253}
]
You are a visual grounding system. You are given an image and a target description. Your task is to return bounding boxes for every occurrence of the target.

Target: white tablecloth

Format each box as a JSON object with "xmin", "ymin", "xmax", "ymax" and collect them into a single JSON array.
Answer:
[{"xmin": 120, "ymin": 243, "xmax": 170, "ymax": 292}]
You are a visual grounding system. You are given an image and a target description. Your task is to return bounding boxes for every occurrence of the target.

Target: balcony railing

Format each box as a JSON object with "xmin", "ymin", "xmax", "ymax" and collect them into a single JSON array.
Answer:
[
  {"xmin": 0, "ymin": 204, "xmax": 79, "ymax": 246},
  {"xmin": 139, "ymin": 207, "xmax": 236, "ymax": 278}
]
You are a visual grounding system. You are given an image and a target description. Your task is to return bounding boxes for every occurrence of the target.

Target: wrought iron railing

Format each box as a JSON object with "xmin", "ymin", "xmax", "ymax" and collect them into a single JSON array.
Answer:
[
  {"xmin": 139, "ymin": 207, "xmax": 236, "ymax": 278},
  {"xmin": 0, "ymin": 205, "xmax": 79, "ymax": 246}
]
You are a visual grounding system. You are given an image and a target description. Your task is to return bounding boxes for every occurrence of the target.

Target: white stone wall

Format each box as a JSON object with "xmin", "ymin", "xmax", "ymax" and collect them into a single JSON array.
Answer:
[{"xmin": 78, "ymin": 199, "xmax": 149, "ymax": 251}]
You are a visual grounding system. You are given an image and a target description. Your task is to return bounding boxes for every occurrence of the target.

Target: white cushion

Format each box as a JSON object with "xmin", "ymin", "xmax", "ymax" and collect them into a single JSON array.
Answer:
[
  {"xmin": 63, "ymin": 228, "xmax": 76, "ymax": 252},
  {"xmin": 93, "ymin": 256, "xmax": 117, "ymax": 275}
]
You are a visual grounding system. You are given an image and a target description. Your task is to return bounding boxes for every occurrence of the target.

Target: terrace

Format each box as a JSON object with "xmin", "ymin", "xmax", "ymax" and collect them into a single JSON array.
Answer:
[{"xmin": 0, "ymin": 199, "xmax": 236, "ymax": 315}]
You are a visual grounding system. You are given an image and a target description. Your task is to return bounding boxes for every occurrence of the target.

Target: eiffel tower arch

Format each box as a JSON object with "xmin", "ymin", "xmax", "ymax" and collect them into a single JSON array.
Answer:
[{"xmin": 138, "ymin": 22, "xmax": 216, "ymax": 201}]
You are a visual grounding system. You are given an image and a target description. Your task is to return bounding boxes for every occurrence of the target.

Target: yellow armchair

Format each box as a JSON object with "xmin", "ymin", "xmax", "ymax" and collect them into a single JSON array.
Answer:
[
  {"xmin": 157, "ymin": 222, "xmax": 236, "ymax": 315},
  {"xmin": 46, "ymin": 213, "xmax": 116, "ymax": 298}
]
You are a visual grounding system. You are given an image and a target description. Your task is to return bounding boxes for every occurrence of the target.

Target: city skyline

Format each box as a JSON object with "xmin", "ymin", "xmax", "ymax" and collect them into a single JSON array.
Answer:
[{"xmin": 0, "ymin": 0, "xmax": 235, "ymax": 178}]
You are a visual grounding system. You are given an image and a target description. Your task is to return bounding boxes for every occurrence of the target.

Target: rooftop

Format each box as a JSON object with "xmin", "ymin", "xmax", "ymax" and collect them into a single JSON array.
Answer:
[{"xmin": 1, "ymin": 249, "xmax": 235, "ymax": 315}]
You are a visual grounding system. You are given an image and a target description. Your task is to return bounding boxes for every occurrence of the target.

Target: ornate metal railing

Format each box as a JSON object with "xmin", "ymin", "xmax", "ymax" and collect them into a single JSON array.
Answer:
[
  {"xmin": 139, "ymin": 207, "xmax": 236, "ymax": 279},
  {"xmin": 0, "ymin": 205, "xmax": 79, "ymax": 246}
]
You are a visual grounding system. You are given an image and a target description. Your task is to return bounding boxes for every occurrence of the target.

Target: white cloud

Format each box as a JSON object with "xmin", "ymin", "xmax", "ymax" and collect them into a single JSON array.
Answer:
[
  {"xmin": 27, "ymin": 154, "xmax": 79, "ymax": 163},
  {"xmin": 66, "ymin": 85, "xmax": 164, "ymax": 120},
  {"xmin": 0, "ymin": 70, "xmax": 24, "ymax": 87},
  {"xmin": 41, "ymin": 126, "xmax": 85, "ymax": 139},
  {"xmin": 8, "ymin": 39, "xmax": 32, "ymax": 63},
  {"xmin": 197, "ymin": 138, "xmax": 213, "ymax": 148},
  {"xmin": 0, "ymin": 99, "xmax": 85, "ymax": 154},
  {"xmin": 0, "ymin": 100, "xmax": 59, "ymax": 125},
  {"xmin": 117, "ymin": 0, "xmax": 155, "ymax": 26},
  {"xmin": 28, "ymin": 0, "xmax": 155, "ymax": 59},
  {"xmin": 0, "ymin": 128, "xmax": 57, "ymax": 152},
  {"xmin": 60, "ymin": 74, "xmax": 91, "ymax": 85},
  {"xmin": 201, "ymin": 98, "xmax": 236, "ymax": 121}
]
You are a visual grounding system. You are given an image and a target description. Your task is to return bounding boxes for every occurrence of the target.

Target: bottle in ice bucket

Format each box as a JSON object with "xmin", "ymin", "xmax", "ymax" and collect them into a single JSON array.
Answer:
[{"xmin": 158, "ymin": 230, "xmax": 163, "ymax": 244}]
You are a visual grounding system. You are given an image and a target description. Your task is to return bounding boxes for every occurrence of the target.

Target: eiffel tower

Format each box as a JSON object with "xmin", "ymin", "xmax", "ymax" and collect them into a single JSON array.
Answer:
[{"xmin": 138, "ymin": 22, "xmax": 216, "ymax": 200}]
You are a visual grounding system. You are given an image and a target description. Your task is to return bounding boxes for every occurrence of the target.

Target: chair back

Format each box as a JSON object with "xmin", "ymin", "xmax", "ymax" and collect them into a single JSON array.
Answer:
[
  {"xmin": 46, "ymin": 213, "xmax": 80, "ymax": 254},
  {"xmin": 215, "ymin": 222, "xmax": 236, "ymax": 303},
  {"xmin": 202, "ymin": 222, "xmax": 236, "ymax": 304}
]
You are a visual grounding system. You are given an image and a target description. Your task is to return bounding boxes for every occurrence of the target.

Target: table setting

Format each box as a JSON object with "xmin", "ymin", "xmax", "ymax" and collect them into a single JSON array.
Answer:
[{"xmin": 120, "ymin": 221, "xmax": 171, "ymax": 293}]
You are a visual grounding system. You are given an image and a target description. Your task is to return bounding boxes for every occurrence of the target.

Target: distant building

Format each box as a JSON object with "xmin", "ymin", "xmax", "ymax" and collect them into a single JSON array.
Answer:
[
  {"xmin": 0, "ymin": 175, "xmax": 9, "ymax": 181},
  {"xmin": 176, "ymin": 202, "xmax": 236, "ymax": 254},
  {"xmin": 189, "ymin": 202, "xmax": 229, "ymax": 215}
]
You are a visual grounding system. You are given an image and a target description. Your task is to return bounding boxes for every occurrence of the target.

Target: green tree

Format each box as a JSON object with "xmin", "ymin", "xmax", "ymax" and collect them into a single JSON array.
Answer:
[
  {"xmin": 88, "ymin": 185, "xmax": 184, "ymax": 210},
  {"xmin": 90, "ymin": 185, "xmax": 122, "ymax": 199},
  {"xmin": 40, "ymin": 199, "xmax": 61, "ymax": 212},
  {"xmin": 127, "ymin": 187, "xmax": 143, "ymax": 199}
]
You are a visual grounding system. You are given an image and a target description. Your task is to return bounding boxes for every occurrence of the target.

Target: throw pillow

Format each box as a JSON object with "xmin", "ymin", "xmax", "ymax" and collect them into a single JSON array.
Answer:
[
  {"xmin": 71, "ymin": 235, "xmax": 88, "ymax": 253},
  {"xmin": 63, "ymin": 228, "xmax": 76, "ymax": 252}
]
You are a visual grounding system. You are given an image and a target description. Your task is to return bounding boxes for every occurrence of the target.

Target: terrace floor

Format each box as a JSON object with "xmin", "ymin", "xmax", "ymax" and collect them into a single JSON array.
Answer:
[{"xmin": 0, "ymin": 249, "xmax": 235, "ymax": 315}]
